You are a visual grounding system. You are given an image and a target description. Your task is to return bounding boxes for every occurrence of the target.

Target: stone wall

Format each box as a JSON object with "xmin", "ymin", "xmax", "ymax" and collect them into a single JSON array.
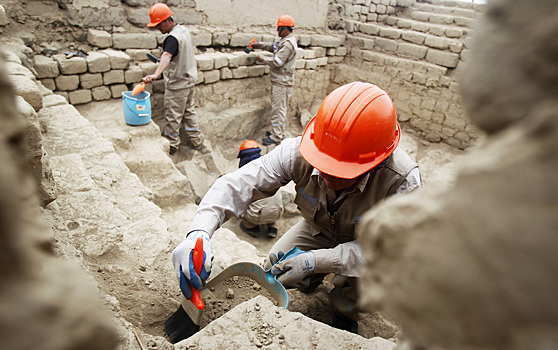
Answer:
[
  {"xmin": 0, "ymin": 0, "xmax": 484, "ymax": 149},
  {"xmin": 329, "ymin": 0, "xmax": 486, "ymax": 148},
  {"xmin": 196, "ymin": 0, "xmax": 330, "ymax": 27},
  {"xmin": 31, "ymin": 28, "xmax": 345, "ymax": 136},
  {"xmin": 0, "ymin": 0, "xmax": 329, "ymax": 29}
]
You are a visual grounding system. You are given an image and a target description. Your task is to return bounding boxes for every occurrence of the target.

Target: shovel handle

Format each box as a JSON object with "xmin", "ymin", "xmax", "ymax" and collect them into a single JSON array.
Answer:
[{"xmin": 191, "ymin": 237, "xmax": 205, "ymax": 310}]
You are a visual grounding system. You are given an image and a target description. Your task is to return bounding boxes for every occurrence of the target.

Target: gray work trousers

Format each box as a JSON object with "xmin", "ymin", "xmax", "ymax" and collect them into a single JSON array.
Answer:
[
  {"xmin": 240, "ymin": 192, "xmax": 283, "ymax": 228},
  {"xmin": 163, "ymin": 86, "xmax": 204, "ymax": 149},
  {"xmin": 263, "ymin": 219, "xmax": 364, "ymax": 321},
  {"xmin": 269, "ymin": 83, "xmax": 292, "ymax": 142}
]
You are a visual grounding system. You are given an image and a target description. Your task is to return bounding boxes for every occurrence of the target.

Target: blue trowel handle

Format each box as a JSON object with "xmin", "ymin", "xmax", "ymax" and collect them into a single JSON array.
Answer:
[
  {"xmin": 278, "ymin": 246, "xmax": 303, "ymax": 262},
  {"xmin": 265, "ymin": 246, "xmax": 303, "ymax": 284}
]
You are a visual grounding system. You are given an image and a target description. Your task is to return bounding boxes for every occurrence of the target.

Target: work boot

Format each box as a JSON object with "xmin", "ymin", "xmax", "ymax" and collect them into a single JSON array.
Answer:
[
  {"xmin": 262, "ymin": 136, "xmax": 280, "ymax": 146},
  {"xmin": 266, "ymin": 227, "xmax": 278, "ymax": 238},
  {"xmin": 169, "ymin": 147, "xmax": 178, "ymax": 155},
  {"xmin": 240, "ymin": 222, "xmax": 261, "ymax": 237},
  {"xmin": 193, "ymin": 143, "xmax": 210, "ymax": 154},
  {"xmin": 331, "ymin": 312, "xmax": 358, "ymax": 334}
]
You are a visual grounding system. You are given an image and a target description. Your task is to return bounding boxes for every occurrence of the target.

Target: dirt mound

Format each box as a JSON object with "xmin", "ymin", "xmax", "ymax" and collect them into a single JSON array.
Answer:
[{"xmin": 200, "ymin": 276, "xmax": 277, "ymax": 327}]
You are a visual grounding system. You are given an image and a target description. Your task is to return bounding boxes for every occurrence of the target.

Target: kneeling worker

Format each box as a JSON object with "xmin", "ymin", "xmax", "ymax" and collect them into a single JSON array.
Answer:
[
  {"xmin": 237, "ymin": 140, "xmax": 283, "ymax": 238},
  {"xmin": 172, "ymin": 82, "xmax": 422, "ymax": 332}
]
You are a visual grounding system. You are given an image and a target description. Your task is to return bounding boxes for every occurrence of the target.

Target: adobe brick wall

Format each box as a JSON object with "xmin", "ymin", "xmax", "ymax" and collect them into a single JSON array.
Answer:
[{"xmin": 1, "ymin": 0, "xmax": 485, "ymax": 149}]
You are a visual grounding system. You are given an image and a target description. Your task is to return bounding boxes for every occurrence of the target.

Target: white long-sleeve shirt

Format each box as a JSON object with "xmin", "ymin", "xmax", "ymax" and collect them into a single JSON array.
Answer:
[{"xmin": 189, "ymin": 137, "xmax": 422, "ymax": 276}]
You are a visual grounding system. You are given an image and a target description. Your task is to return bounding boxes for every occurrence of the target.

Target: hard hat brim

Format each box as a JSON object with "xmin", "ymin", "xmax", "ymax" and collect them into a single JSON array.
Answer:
[
  {"xmin": 146, "ymin": 11, "xmax": 173, "ymax": 27},
  {"xmin": 299, "ymin": 116, "xmax": 400, "ymax": 179}
]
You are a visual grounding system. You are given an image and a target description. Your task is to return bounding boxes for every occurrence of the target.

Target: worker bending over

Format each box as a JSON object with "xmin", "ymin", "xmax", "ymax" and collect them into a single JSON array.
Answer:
[{"xmin": 172, "ymin": 82, "xmax": 422, "ymax": 332}]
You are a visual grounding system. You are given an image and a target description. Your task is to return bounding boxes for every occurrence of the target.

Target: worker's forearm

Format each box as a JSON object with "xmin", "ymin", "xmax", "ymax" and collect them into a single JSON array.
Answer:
[
  {"xmin": 313, "ymin": 241, "xmax": 365, "ymax": 277},
  {"xmin": 261, "ymin": 56, "xmax": 283, "ymax": 69},
  {"xmin": 261, "ymin": 44, "xmax": 294, "ymax": 69},
  {"xmin": 189, "ymin": 138, "xmax": 301, "ymax": 237},
  {"xmin": 254, "ymin": 41, "xmax": 274, "ymax": 52},
  {"xmin": 153, "ymin": 52, "xmax": 172, "ymax": 78}
]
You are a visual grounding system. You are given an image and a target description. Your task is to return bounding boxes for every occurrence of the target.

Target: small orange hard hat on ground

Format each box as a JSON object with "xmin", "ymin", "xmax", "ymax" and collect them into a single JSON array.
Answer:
[
  {"xmin": 299, "ymin": 82, "xmax": 400, "ymax": 179},
  {"xmin": 276, "ymin": 15, "xmax": 295, "ymax": 27},
  {"xmin": 239, "ymin": 140, "xmax": 260, "ymax": 152},
  {"xmin": 147, "ymin": 3, "xmax": 173, "ymax": 27}
]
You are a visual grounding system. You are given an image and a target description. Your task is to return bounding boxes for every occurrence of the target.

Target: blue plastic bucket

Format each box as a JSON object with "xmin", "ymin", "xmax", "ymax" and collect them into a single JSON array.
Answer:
[{"xmin": 122, "ymin": 91, "xmax": 151, "ymax": 126}]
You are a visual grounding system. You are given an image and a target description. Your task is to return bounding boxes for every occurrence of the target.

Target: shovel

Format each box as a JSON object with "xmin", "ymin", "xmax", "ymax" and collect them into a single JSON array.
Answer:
[{"xmin": 165, "ymin": 246, "xmax": 301, "ymax": 343}]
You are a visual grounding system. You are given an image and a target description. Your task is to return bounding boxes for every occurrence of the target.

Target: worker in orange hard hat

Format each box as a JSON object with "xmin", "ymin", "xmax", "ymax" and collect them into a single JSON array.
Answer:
[
  {"xmin": 143, "ymin": 3, "xmax": 208, "ymax": 155},
  {"xmin": 237, "ymin": 140, "xmax": 284, "ymax": 238},
  {"xmin": 171, "ymin": 82, "xmax": 422, "ymax": 334},
  {"xmin": 250, "ymin": 15, "xmax": 298, "ymax": 146}
]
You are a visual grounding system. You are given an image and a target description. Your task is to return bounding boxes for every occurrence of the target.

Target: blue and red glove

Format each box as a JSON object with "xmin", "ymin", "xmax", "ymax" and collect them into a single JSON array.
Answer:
[{"xmin": 171, "ymin": 230, "xmax": 213, "ymax": 299}]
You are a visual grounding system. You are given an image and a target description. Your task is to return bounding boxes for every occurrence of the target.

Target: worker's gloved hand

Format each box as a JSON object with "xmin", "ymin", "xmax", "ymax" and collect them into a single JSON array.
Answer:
[
  {"xmin": 270, "ymin": 250, "xmax": 316, "ymax": 287},
  {"xmin": 268, "ymin": 250, "xmax": 285, "ymax": 266},
  {"xmin": 171, "ymin": 230, "xmax": 213, "ymax": 299}
]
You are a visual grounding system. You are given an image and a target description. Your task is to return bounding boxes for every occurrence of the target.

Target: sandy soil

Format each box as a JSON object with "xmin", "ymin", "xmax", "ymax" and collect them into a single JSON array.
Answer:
[
  {"xmin": 200, "ymin": 276, "xmax": 277, "ymax": 327},
  {"xmin": 193, "ymin": 273, "xmax": 398, "ymax": 341}
]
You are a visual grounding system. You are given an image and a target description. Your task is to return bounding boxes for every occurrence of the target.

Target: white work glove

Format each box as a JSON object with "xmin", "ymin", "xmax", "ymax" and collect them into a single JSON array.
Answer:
[
  {"xmin": 270, "ymin": 250, "xmax": 316, "ymax": 287},
  {"xmin": 171, "ymin": 230, "xmax": 213, "ymax": 299}
]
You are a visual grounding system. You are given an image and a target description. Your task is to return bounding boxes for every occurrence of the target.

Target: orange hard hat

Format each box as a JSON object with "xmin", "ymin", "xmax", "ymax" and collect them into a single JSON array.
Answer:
[
  {"xmin": 147, "ymin": 3, "xmax": 173, "ymax": 27},
  {"xmin": 299, "ymin": 82, "xmax": 400, "ymax": 179},
  {"xmin": 239, "ymin": 140, "xmax": 260, "ymax": 152},
  {"xmin": 276, "ymin": 15, "xmax": 295, "ymax": 27}
]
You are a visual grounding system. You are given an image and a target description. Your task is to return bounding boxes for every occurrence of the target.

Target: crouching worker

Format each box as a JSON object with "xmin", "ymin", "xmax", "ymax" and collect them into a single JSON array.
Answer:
[
  {"xmin": 171, "ymin": 82, "xmax": 422, "ymax": 333},
  {"xmin": 237, "ymin": 140, "xmax": 284, "ymax": 238}
]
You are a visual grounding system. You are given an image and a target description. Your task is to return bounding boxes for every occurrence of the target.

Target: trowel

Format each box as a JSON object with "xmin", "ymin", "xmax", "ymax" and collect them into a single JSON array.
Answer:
[
  {"xmin": 165, "ymin": 245, "xmax": 301, "ymax": 343},
  {"xmin": 244, "ymin": 38, "xmax": 256, "ymax": 53}
]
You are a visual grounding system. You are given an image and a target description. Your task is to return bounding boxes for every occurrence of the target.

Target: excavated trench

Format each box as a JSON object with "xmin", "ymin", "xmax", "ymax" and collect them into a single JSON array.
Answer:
[
  {"xmin": 72, "ymin": 97, "xmax": 406, "ymax": 344},
  {"xmin": 10, "ymin": 45, "xmax": 465, "ymax": 346},
  {"xmin": 0, "ymin": 1, "xmax": 475, "ymax": 343},
  {"xmin": 5, "ymin": 48, "xmax": 466, "ymax": 347},
  {"xmin": 7, "ymin": 1, "xmax": 558, "ymax": 349}
]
